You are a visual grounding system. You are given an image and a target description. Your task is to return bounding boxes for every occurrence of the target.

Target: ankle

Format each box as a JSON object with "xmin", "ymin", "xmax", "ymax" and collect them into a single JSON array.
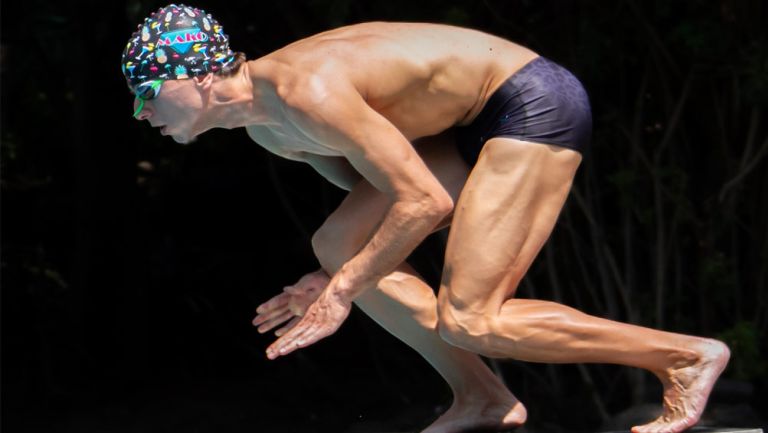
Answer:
[
  {"xmin": 671, "ymin": 345, "xmax": 701, "ymax": 369},
  {"xmin": 657, "ymin": 338, "xmax": 722, "ymax": 378}
]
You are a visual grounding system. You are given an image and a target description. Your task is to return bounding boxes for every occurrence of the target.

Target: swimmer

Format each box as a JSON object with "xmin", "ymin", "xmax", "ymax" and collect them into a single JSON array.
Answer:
[{"xmin": 122, "ymin": 5, "xmax": 730, "ymax": 433}]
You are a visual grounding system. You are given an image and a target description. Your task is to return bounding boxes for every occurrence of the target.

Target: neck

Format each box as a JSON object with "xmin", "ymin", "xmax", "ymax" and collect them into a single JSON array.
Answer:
[{"xmin": 203, "ymin": 63, "xmax": 268, "ymax": 130}]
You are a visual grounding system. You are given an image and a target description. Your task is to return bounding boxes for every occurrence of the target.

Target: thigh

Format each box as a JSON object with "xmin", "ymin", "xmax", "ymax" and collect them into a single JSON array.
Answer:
[{"xmin": 439, "ymin": 137, "xmax": 582, "ymax": 315}]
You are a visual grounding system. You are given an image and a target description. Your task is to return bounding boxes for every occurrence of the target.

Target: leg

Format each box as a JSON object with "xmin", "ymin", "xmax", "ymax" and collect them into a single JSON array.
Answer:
[
  {"xmin": 313, "ymin": 135, "xmax": 526, "ymax": 432},
  {"xmin": 436, "ymin": 137, "xmax": 730, "ymax": 433}
]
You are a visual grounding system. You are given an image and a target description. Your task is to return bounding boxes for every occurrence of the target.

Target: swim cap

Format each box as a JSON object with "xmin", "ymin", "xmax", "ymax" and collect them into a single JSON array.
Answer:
[{"xmin": 121, "ymin": 4, "xmax": 236, "ymax": 88}]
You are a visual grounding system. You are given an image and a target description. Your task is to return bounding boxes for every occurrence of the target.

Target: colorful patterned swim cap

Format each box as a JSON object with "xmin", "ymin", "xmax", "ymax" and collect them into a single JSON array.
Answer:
[{"xmin": 121, "ymin": 4, "xmax": 236, "ymax": 88}]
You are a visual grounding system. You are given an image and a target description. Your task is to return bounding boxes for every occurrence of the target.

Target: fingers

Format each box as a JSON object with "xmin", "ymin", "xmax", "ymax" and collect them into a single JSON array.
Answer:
[
  {"xmin": 253, "ymin": 293, "xmax": 291, "ymax": 328},
  {"xmin": 256, "ymin": 292, "xmax": 290, "ymax": 315},
  {"xmin": 252, "ymin": 305, "xmax": 289, "ymax": 326},
  {"xmin": 267, "ymin": 316, "xmax": 314, "ymax": 360},
  {"xmin": 256, "ymin": 310, "xmax": 294, "ymax": 334},
  {"xmin": 263, "ymin": 283, "xmax": 349, "ymax": 360},
  {"xmin": 274, "ymin": 316, "xmax": 300, "ymax": 337},
  {"xmin": 251, "ymin": 310, "xmax": 286, "ymax": 331},
  {"xmin": 266, "ymin": 307, "xmax": 336, "ymax": 359}
]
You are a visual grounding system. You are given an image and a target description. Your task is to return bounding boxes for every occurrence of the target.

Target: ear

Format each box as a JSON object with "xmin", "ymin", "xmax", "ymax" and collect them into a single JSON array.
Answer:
[{"xmin": 192, "ymin": 73, "xmax": 214, "ymax": 91}]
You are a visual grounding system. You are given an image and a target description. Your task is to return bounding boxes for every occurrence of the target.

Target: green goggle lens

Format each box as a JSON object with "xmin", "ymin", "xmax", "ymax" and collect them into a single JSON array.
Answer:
[{"xmin": 132, "ymin": 80, "xmax": 163, "ymax": 118}]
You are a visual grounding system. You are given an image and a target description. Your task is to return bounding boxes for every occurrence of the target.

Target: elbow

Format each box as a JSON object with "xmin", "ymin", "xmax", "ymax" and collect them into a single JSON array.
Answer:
[
  {"xmin": 431, "ymin": 191, "xmax": 454, "ymax": 218},
  {"xmin": 418, "ymin": 190, "xmax": 453, "ymax": 222},
  {"xmin": 396, "ymin": 189, "xmax": 453, "ymax": 222}
]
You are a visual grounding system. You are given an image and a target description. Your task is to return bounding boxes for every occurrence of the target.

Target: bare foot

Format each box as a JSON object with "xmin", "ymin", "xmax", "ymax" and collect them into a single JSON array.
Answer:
[
  {"xmin": 632, "ymin": 338, "xmax": 730, "ymax": 433},
  {"xmin": 421, "ymin": 391, "xmax": 527, "ymax": 433}
]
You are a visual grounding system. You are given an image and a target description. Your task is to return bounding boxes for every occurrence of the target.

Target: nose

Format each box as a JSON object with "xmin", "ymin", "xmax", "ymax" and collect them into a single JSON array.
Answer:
[{"xmin": 133, "ymin": 97, "xmax": 152, "ymax": 120}]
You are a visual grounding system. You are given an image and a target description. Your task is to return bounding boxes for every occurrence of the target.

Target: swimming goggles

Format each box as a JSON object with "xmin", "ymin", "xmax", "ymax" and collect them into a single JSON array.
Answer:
[{"xmin": 132, "ymin": 80, "xmax": 163, "ymax": 118}]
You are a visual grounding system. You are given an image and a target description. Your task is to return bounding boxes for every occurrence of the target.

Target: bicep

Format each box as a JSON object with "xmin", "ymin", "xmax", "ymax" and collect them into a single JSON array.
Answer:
[
  {"xmin": 290, "ymin": 83, "xmax": 451, "ymax": 206},
  {"xmin": 338, "ymin": 109, "xmax": 453, "ymax": 211}
]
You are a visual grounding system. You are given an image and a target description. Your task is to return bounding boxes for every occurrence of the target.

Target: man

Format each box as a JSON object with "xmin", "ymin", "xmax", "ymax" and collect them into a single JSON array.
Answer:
[{"xmin": 123, "ymin": 5, "xmax": 730, "ymax": 433}]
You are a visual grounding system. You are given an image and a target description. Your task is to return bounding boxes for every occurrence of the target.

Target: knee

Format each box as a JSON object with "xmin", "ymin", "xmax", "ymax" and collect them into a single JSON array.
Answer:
[
  {"xmin": 312, "ymin": 220, "xmax": 361, "ymax": 275},
  {"xmin": 436, "ymin": 313, "xmax": 470, "ymax": 349},
  {"xmin": 312, "ymin": 224, "xmax": 343, "ymax": 274},
  {"xmin": 437, "ymin": 309, "xmax": 496, "ymax": 357},
  {"xmin": 436, "ymin": 294, "xmax": 496, "ymax": 356}
]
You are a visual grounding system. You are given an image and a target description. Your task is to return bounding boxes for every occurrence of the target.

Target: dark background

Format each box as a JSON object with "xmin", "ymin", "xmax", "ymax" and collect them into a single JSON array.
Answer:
[{"xmin": 2, "ymin": 0, "xmax": 767, "ymax": 432}]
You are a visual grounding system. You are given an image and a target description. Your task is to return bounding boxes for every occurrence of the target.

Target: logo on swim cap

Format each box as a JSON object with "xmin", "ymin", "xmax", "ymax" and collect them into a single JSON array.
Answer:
[
  {"xmin": 120, "ymin": 4, "xmax": 236, "ymax": 87},
  {"xmin": 157, "ymin": 28, "xmax": 210, "ymax": 54}
]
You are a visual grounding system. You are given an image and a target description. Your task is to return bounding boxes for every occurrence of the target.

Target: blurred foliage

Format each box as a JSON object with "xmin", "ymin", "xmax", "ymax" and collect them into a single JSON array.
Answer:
[
  {"xmin": 718, "ymin": 321, "xmax": 768, "ymax": 381},
  {"xmin": 2, "ymin": 0, "xmax": 767, "ymax": 432}
]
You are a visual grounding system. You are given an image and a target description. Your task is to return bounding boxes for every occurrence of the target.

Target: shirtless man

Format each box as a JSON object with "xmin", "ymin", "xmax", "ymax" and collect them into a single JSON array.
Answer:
[{"xmin": 122, "ymin": 5, "xmax": 730, "ymax": 433}]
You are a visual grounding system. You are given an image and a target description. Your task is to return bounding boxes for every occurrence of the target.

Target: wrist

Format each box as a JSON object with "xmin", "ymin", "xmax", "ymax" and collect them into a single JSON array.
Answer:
[{"xmin": 330, "ymin": 264, "xmax": 363, "ymax": 303}]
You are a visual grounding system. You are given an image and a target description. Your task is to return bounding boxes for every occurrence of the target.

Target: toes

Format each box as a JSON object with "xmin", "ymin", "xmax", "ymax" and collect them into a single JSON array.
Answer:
[
  {"xmin": 631, "ymin": 423, "xmax": 653, "ymax": 433},
  {"xmin": 631, "ymin": 416, "xmax": 698, "ymax": 433},
  {"xmin": 632, "ymin": 418, "xmax": 666, "ymax": 433}
]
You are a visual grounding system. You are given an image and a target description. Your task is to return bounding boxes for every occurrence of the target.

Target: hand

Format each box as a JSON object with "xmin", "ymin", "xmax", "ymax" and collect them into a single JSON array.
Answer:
[
  {"xmin": 252, "ymin": 269, "xmax": 329, "ymax": 337},
  {"xmin": 266, "ymin": 279, "xmax": 353, "ymax": 360}
]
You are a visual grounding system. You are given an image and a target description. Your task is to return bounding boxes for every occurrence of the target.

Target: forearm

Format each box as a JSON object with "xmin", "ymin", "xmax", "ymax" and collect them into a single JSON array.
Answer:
[{"xmin": 331, "ymin": 197, "xmax": 452, "ymax": 300}]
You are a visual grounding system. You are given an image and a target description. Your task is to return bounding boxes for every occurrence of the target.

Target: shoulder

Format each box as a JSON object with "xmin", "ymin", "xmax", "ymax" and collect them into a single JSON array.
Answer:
[
  {"xmin": 278, "ymin": 69, "xmax": 364, "ymax": 132},
  {"xmin": 250, "ymin": 56, "xmax": 350, "ymax": 106},
  {"xmin": 250, "ymin": 56, "xmax": 356, "ymax": 121},
  {"xmin": 279, "ymin": 72, "xmax": 339, "ymax": 111},
  {"xmin": 250, "ymin": 58, "xmax": 376, "ymax": 151}
]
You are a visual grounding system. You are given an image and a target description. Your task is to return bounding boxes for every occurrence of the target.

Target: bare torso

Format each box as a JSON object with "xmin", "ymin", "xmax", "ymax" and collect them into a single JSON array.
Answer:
[{"xmin": 244, "ymin": 22, "xmax": 538, "ymax": 158}]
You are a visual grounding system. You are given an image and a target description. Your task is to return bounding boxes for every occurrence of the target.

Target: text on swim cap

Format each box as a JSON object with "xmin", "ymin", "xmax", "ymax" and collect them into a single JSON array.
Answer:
[{"xmin": 156, "ymin": 28, "xmax": 210, "ymax": 54}]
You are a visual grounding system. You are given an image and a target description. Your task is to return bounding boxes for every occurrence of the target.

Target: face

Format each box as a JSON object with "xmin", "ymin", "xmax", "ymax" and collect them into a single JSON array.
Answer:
[{"xmin": 132, "ymin": 78, "xmax": 207, "ymax": 144}]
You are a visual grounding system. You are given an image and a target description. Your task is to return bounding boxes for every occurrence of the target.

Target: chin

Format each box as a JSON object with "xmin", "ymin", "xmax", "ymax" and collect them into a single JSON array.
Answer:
[
  {"xmin": 171, "ymin": 135, "xmax": 188, "ymax": 144},
  {"xmin": 172, "ymin": 133, "xmax": 197, "ymax": 145}
]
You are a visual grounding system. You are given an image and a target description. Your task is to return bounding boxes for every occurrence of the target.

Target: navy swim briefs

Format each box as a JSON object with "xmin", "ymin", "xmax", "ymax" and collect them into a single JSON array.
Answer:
[{"xmin": 455, "ymin": 56, "xmax": 592, "ymax": 166}]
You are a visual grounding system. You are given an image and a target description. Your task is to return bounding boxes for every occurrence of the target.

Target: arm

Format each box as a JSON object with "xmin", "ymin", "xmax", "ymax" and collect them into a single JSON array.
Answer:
[
  {"xmin": 294, "ymin": 79, "xmax": 453, "ymax": 300},
  {"xmin": 266, "ymin": 77, "xmax": 453, "ymax": 358}
]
